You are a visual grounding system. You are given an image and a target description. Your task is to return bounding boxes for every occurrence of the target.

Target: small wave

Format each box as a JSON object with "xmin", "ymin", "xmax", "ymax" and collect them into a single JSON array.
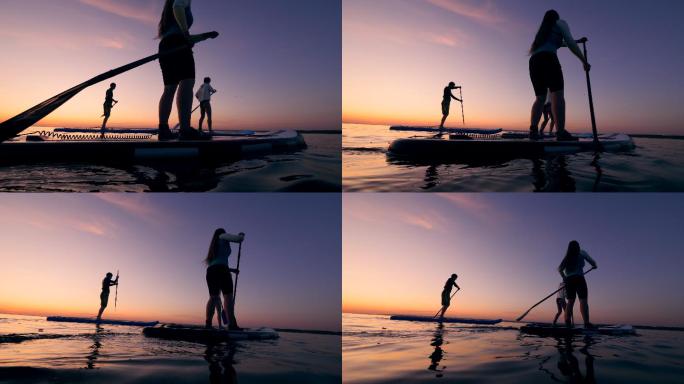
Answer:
[
  {"xmin": 0, "ymin": 333, "xmax": 74, "ymax": 344},
  {"xmin": 343, "ymin": 147, "xmax": 387, "ymax": 154}
]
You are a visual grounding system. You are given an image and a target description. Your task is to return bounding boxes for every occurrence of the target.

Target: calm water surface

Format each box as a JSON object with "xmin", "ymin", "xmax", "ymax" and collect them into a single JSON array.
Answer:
[
  {"xmin": 0, "ymin": 130, "xmax": 341, "ymax": 192},
  {"xmin": 0, "ymin": 314, "xmax": 340, "ymax": 383},
  {"xmin": 343, "ymin": 124, "xmax": 684, "ymax": 192},
  {"xmin": 343, "ymin": 313, "xmax": 684, "ymax": 384}
]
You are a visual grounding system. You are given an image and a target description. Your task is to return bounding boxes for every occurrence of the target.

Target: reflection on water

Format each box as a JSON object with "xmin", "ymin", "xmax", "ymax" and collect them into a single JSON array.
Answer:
[
  {"xmin": 343, "ymin": 124, "xmax": 684, "ymax": 192},
  {"xmin": 0, "ymin": 314, "xmax": 340, "ymax": 383},
  {"xmin": 553, "ymin": 336, "xmax": 596, "ymax": 384},
  {"xmin": 86, "ymin": 324, "xmax": 104, "ymax": 369},
  {"xmin": 343, "ymin": 313, "xmax": 684, "ymax": 384},
  {"xmin": 205, "ymin": 343, "xmax": 238, "ymax": 384},
  {"xmin": 427, "ymin": 323, "xmax": 445, "ymax": 377},
  {"xmin": 0, "ymin": 132, "xmax": 341, "ymax": 192}
]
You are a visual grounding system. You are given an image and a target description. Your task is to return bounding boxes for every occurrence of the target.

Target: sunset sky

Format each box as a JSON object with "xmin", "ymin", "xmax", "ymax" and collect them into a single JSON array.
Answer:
[
  {"xmin": 0, "ymin": 0, "xmax": 341, "ymax": 131},
  {"xmin": 0, "ymin": 194, "xmax": 341, "ymax": 331},
  {"xmin": 343, "ymin": 193, "xmax": 684, "ymax": 326},
  {"xmin": 343, "ymin": 0, "xmax": 683, "ymax": 134}
]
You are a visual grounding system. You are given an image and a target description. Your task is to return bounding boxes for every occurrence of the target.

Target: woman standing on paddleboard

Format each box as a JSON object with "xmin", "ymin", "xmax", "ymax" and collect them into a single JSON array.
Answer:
[
  {"xmin": 558, "ymin": 240, "xmax": 597, "ymax": 328},
  {"xmin": 205, "ymin": 228, "xmax": 244, "ymax": 330},
  {"xmin": 529, "ymin": 10, "xmax": 590, "ymax": 141},
  {"xmin": 157, "ymin": 0, "xmax": 207, "ymax": 141}
]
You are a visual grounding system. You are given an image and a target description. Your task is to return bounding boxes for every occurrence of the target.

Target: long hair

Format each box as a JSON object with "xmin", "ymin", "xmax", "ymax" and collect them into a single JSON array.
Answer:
[
  {"xmin": 205, "ymin": 228, "xmax": 226, "ymax": 265},
  {"xmin": 559, "ymin": 240, "xmax": 581, "ymax": 271},
  {"xmin": 530, "ymin": 10, "xmax": 560, "ymax": 53},
  {"xmin": 158, "ymin": 0, "xmax": 175, "ymax": 38}
]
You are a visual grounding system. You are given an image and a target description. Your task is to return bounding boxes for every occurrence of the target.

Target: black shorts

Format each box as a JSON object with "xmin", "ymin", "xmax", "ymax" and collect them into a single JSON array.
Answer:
[
  {"xmin": 206, "ymin": 265, "xmax": 233, "ymax": 297},
  {"xmin": 565, "ymin": 275, "xmax": 588, "ymax": 300},
  {"xmin": 100, "ymin": 292, "xmax": 109, "ymax": 307},
  {"xmin": 441, "ymin": 291, "xmax": 450, "ymax": 306},
  {"xmin": 441, "ymin": 101, "xmax": 450, "ymax": 116},
  {"xmin": 159, "ymin": 34, "xmax": 196, "ymax": 86},
  {"xmin": 103, "ymin": 104, "xmax": 112, "ymax": 117},
  {"xmin": 200, "ymin": 100, "xmax": 211, "ymax": 113},
  {"xmin": 529, "ymin": 52, "xmax": 564, "ymax": 96}
]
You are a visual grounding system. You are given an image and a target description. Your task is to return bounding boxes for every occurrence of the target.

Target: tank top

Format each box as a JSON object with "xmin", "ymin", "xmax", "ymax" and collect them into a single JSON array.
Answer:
[
  {"xmin": 532, "ymin": 22, "xmax": 564, "ymax": 55},
  {"xmin": 208, "ymin": 238, "xmax": 231, "ymax": 268},
  {"xmin": 161, "ymin": 0, "xmax": 194, "ymax": 39}
]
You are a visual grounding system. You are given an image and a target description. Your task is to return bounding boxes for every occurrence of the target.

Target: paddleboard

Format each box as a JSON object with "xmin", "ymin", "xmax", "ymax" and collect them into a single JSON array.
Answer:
[
  {"xmin": 143, "ymin": 323, "xmax": 279, "ymax": 342},
  {"xmin": 390, "ymin": 126, "xmax": 503, "ymax": 135},
  {"xmin": 389, "ymin": 315, "xmax": 502, "ymax": 325},
  {"xmin": 0, "ymin": 130, "xmax": 305, "ymax": 163},
  {"xmin": 54, "ymin": 128, "xmax": 258, "ymax": 137},
  {"xmin": 520, "ymin": 323, "xmax": 636, "ymax": 336},
  {"xmin": 388, "ymin": 133, "xmax": 634, "ymax": 159},
  {"xmin": 500, "ymin": 132, "xmax": 596, "ymax": 140},
  {"xmin": 47, "ymin": 316, "xmax": 158, "ymax": 327}
]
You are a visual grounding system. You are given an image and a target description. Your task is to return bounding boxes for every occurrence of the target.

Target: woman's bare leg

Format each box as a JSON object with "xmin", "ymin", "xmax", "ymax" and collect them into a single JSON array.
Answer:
[
  {"xmin": 530, "ymin": 95, "xmax": 546, "ymax": 128},
  {"xmin": 159, "ymin": 84, "xmax": 178, "ymax": 126},
  {"xmin": 579, "ymin": 298, "xmax": 590, "ymax": 326},
  {"xmin": 223, "ymin": 292, "xmax": 239, "ymax": 328},
  {"xmin": 564, "ymin": 298, "xmax": 575, "ymax": 326},
  {"xmin": 205, "ymin": 297, "xmax": 215, "ymax": 327},
  {"xmin": 550, "ymin": 90, "xmax": 566, "ymax": 133},
  {"xmin": 176, "ymin": 78, "xmax": 195, "ymax": 131}
]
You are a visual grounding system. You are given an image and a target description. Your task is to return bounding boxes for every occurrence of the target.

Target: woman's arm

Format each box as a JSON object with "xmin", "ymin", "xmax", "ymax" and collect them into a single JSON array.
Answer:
[
  {"xmin": 173, "ymin": 0, "xmax": 191, "ymax": 36},
  {"xmin": 582, "ymin": 250, "xmax": 598, "ymax": 269},
  {"xmin": 219, "ymin": 232, "xmax": 245, "ymax": 243},
  {"xmin": 557, "ymin": 20, "xmax": 588, "ymax": 67}
]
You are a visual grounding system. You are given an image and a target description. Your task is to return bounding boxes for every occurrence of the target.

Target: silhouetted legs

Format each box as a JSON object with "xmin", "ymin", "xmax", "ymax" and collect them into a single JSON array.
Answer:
[
  {"xmin": 549, "ymin": 90, "xmax": 566, "ymax": 134},
  {"xmin": 564, "ymin": 297, "xmax": 591, "ymax": 327},
  {"xmin": 205, "ymin": 293, "xmax": 239, "ymax": 329},
  {"xmin": 159, "ymin": 78, "xmax": 195, "ymax": 131},
  {"xmin": 553, "ymin": 299, "xmax": 565, "ymax": 325},
  {"xmin": 199, "ymin": 102, "xmax": 212, "ymax": 132}
]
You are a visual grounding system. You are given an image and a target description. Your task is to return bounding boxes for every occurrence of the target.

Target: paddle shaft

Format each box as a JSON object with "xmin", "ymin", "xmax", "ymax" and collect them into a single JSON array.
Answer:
[
  {"xmin": 578, "ymin": 38, "xmax": 599, "ymax": 146},
  {"xmin": 459, "ymin": 88, "xmax": 465, "ymax": 126},
  {"xmin": 172, "ymin": 104, "xmax": 201, "ymax": 131},
  {"xmin": 233, "ymin": 242, "xmax": 243, "ymax": 304},
  {"xmin": 516, "ymin": 267, "xmax": 595, "ymax": 322},
  {"xmin": 114, "ymin": 270, "xmax": 119, "ymax": 310},
  {"xmin": 0, "ymin": 31, "xmax": 219, "ymax": 142},
  {"xmin": 433, "ymin": 288, "xmax": 460, "ymax": 318}
]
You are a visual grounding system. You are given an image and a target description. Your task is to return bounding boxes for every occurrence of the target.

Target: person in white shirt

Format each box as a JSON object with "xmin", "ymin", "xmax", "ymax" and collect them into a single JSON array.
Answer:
[
  {"xmin": 196, "ymin": 77, "xmax": 217, "ymax": 132},
  {"xmin": 558, "ymin": 240, "xmax": 597, "ymax": 328},
  {"xmin": 204, "ymin": 228, "xmax": 244, "ymax": 330},
  {"xmin": 539, "ymin": 90, "xmax": 555, "ymax": 137}
]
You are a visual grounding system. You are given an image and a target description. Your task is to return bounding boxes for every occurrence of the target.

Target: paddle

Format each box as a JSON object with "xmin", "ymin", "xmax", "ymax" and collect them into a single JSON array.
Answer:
[
  {"xmin": 233, "ymin": 238, "xmax": 243, "ymax": 304},
  {"xmin": 576, "ymin": 37, "xmax": 600, "ymax": 149},
  {"xmin": 459, "ymin": 88, "xmax": 465, "ymax": 126},
  {"xmin": 0, "ymin": 31, "xmax": 220, "ymax": 143},
  {"xmin": 432, "ymin": 288, "xmax": 460, "ymax": 319},
  {"xmin": 114, "ymin": 270, "xmax": 119, "ymax": 310},
  {"xmin": 221, "ymin": 234, "xmax": 244, "ymax": 325},
  {"xmin": 516, "ymin": 267, "xmax": 596, "ymax": 322}
]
